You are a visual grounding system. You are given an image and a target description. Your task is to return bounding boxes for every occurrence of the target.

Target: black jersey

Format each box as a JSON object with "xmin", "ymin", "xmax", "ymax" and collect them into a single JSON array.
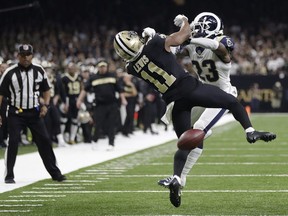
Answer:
[
  {"xmin": 126, "ymin": 34, "xmax": 197, "ymax": 104},
  {"xmin": 84, "ymin": 72, "xmax": 123, "ymax": 104},
  {"xmin": 48, "ymin": 73, "xmax": 66, "ymax": 103},
  {"xmin": 61, "ymin": 72, "xmax": 82, "ymax": 102}
]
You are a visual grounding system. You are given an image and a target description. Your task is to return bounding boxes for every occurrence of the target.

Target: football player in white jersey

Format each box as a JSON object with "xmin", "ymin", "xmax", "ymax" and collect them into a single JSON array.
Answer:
[{"xmin": 158, "ymin": 12, "xmax": 239, "ymax": 188}]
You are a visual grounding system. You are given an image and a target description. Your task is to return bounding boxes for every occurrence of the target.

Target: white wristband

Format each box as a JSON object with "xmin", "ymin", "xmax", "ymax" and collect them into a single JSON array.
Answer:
[{"xmin": 190, "ymin": 37, "xmax": 219, "ymax": 50}]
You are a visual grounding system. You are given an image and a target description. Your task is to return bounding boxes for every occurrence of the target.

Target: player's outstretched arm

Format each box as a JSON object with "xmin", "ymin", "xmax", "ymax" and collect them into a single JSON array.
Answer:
[
  {"xmin": 189, "ymin": 37, "xmax": 230, "ymax": 63},
  {"xmin": 165, "ymin": 15, "xmax": 191, "ymax": 51}
]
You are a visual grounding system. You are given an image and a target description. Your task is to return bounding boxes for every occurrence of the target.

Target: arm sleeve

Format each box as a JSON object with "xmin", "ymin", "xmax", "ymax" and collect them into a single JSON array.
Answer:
[
  {"xmin": 190, "ymin": 37, "xmax": 219, "ymax": 50},
  {"xmin": 219, "ymin": 36, "xmax": 235, "ymax": 52}
]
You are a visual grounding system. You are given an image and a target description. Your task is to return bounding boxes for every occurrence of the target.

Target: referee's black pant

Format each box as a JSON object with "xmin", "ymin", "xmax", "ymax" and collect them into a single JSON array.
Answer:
[{"xmin": 4, "ymin": 106, "xmax": 63, "ymax": 181}]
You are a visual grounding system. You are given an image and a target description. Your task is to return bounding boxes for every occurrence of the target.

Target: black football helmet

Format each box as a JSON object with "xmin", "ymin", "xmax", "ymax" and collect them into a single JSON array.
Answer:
[{"xmin": 191, "ymin": 12, "xmax": 224, "ymax": 39}]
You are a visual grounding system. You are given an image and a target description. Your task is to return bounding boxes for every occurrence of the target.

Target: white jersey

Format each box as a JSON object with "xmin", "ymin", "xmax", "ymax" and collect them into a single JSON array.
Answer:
[
  {"xmin": 185, "ymin": 35, "xmax": 237, "ymax": 96},
  {"xmin": 161, "ymin": 35, "xmax": 237, "ymax": 131}
]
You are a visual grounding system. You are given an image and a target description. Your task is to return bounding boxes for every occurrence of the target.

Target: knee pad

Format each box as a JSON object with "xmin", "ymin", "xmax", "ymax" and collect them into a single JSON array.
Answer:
[
  {"xmin": 60, "ymin": 117, "xmax": 68, "ymax": 124},
  {"xmin": 71, "ymin": 118, "xmax": 79, "ymax": 125}
]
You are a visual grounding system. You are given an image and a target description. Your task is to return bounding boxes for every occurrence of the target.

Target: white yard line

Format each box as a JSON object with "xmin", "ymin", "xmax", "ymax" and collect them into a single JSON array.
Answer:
[
  {"xmin": 147, "ymin": 162, "xmax": 288, "ymax": 165},
  {"xmin": 0, "ymin": 210, "xmax": 31, "ymax": 213},
  {"xmin": 9, "ymin": 195, "xmax": 66, "ymax": 198},
  {"xmin": 61, "ymin": 174, "xmax": 288, "ymax": 178},
  {"xmin": 0, "ymin": 114, "xmax": 235, "ymax": 193},
  {"xmin": 20, "ymin": 190, "xmax": 288, "ymax": 194},
  {"xmin": 203, "ymin": 154, "xmax": 288, "ymax": 157},
  {"xmin": 0, "ymin": 204, "xmax": 42, "ymax": 206},
  {"xmin": 0, "ymin": 199, "xmax": 55, "ymax": 202}
]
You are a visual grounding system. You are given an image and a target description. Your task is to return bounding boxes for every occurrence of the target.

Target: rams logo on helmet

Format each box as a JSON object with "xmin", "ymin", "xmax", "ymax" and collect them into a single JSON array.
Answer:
[
  {"xmin": 191, "ymin": 12, "xmax": 224, "ymax": 39},
  {"xmin": 114, "ymin": 31, "xmax": 144, "ymax": 62}
]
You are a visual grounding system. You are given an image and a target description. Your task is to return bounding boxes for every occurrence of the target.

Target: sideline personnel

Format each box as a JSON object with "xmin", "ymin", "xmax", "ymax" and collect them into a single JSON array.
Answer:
[
  {"xmin": 0, "ymin": 44, "xmax": 66, "ymax": 183},
  {"xmin": 77, "ymin": 60, "xmax": 127, "ymax": 150}
]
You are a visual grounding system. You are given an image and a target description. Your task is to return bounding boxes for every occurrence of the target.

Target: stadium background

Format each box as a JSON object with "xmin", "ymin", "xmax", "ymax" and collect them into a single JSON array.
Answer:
[
  {"xmin": 0, "ymin": 0, "xmax": 287, "ymax": 112},
  {"xmin": 1, "ymin": 0, "xmax": 287, "ymax": 29}
]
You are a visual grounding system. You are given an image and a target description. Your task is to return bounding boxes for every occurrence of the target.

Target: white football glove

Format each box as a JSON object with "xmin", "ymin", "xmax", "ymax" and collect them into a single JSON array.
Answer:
[
  {"xmin": 190, "ymin": 21, "xmax": 195, "ymax": 30},
  {"xmin": 174, "ymin": 14, "xmax": 188, "ymax": 27},
  {"xmin": 142, "ymin": 27, "xmax": 156, "ymax": 38},
  {"xmin": 190, "ymin": 21, "xmax": 198, "ymax": 36}
]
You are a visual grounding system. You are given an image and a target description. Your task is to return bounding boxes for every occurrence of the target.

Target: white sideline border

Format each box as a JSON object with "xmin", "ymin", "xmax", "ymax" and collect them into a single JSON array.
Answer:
[{"xmin": 0, "ymin": 114, "xmax": 235, "ymax": 193}]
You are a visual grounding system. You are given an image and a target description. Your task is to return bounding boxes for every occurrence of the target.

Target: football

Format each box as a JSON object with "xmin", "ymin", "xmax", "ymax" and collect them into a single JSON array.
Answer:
[{"xmin": 177, "ymin": 129, "xmax": 205, "ymax": 150}]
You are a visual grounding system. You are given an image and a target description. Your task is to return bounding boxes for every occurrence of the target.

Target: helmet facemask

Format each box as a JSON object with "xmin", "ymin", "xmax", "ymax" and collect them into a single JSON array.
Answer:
[{"xmin": 114, "ymin": 31, "xmax": 145, "ymax": 62}]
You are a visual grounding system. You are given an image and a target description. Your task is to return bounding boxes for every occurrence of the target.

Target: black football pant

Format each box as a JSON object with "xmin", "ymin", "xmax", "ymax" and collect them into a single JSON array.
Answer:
[
  {"xmin": 81, "ymin": 122, "xmax": 92, "ymax": 143},
  {"xmin": 0, "ymin": 98, "xmax": 8, "ymax": 145},
  {"xmin": 171, "ymin": 77, "xmax": 252, "ymax": 177},
  {"xmin": 5, "ymin": 107, "xmax": 63, "ymax": 181},
  {"xmin": 122, "ymin": 98, "xmax": 136, "ymax": 135},
  {"xmin": 92, "ymin": 103, "xmax": 119, "ymax": 146},
  {"xmin": 44, "ymin": 103, "xmax": 61, "ymax": 141},
  {"xmin": 172, "ymin": 79, "xmax": 251, "ymax": 138},
  {"xmin": 142, "ymin": 100, "xmax": 157, "ymax": 133}
]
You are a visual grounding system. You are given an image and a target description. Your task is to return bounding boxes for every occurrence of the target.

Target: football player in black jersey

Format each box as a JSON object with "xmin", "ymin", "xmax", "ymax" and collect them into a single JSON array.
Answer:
[
  {"xmin": 61, "ymin": 62, "xmax": 83, "ymax": 144},
  {"xmin": 113, "ymin": 14, "xmax": 276, "ymax": 207}
]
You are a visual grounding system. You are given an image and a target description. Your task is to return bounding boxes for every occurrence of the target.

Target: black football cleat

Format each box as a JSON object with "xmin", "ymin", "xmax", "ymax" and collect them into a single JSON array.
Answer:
[
  {"xmin": 158, "ymin": 176, "xmax": 173, "ymax": 188},
  {"xmin": 169, "ymin": 175, "xmax": 182, "ymax": 208},
  {"xmin": 52, "ymin": 175, "xmax": 67, "ymax": 182},
  {"xmin": 246, "ymin": 131, "xmax": 276, "ymax": 143},
  {"xmin": 5, "ymin": 179, "xmax": 15, "ymax": 184}
]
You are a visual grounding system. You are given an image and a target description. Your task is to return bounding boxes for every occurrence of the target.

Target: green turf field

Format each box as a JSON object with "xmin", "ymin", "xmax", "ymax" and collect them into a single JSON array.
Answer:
[{"xmin": 0, "ymin": 114, "xmax": 287, "ymax": 215}]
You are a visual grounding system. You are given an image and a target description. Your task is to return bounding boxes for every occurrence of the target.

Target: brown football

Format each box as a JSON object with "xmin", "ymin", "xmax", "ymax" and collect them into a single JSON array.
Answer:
[{"xmin": 177, "ymin": 129, "xmax": 205, "ymax": 150}]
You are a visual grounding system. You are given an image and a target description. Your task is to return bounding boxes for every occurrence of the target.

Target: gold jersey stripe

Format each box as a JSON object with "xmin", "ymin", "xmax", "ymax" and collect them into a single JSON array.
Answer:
[{"xmin": 92, "ymin": 77, "xmax": 116, "ymax": 86}]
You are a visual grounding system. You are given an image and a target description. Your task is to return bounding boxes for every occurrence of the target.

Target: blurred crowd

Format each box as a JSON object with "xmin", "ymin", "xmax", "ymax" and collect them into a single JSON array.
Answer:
[
  {"xmin": 228, "ymin": 22, "xmax": 288, "ymax": 75},
  {"xmin": 0, "ymin": 20, "xmax": 287, "ymax": 76}
]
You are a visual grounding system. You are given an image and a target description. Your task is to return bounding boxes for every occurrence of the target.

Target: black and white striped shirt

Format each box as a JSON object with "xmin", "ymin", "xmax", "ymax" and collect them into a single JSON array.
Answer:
[{"xmin": 0, "ymin": 63, "xmax": 51, "ymax": 109}]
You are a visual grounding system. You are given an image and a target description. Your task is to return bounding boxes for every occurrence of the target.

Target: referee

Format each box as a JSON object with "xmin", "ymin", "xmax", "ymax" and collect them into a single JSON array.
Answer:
[{"xmin": 0, "ymin": 44, "xmax": 66, "ymax": 183}]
